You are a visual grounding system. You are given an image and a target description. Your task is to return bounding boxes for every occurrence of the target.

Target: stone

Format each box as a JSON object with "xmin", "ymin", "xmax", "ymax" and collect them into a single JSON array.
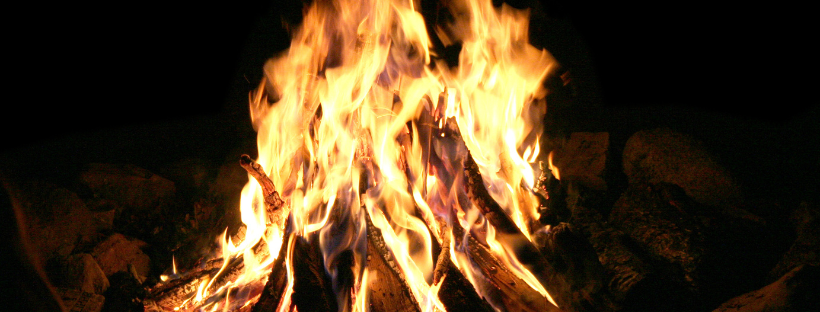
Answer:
[
  {"xmin": 10, "ymin": 180, "xmax": 96, "ymax": 265},
  {"xmin": 770, "ymin": 201, "xmax": 820, "ymax": 280},
  {"xmin": 91, "ymin": 233, "xmax": 151, "ymax": 278},
  {"xmin": 57, "ymin": 287, "xmax": 105, "ymax": 312},
  {"xmin": 53, "ymin": 253, "xmax": 110, "ymax": 295},
  {"xmin": 158, "ymin": 158, "xmax": 216, "ymax": 196},
  {"xmin": 623, "ymin": 128, "xmax": 741, "ymax": 207},
  {"xmin": 549, "ymin": 132, "xmax": 609, "ymax": 190},
  {"xmin": 78, "ymin": 163, "xmax": 176, "ymax": 213}
]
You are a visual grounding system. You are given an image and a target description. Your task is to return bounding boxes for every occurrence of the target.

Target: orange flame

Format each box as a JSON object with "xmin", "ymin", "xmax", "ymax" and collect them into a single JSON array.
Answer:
[{"xmin": 171, "ymin": 0, "xmax": 557, "ymax": 310}]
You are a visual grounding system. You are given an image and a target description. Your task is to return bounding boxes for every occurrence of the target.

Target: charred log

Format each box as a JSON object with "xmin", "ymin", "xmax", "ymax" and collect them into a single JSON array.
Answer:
[
  {"xmin": 533, "ymin": 222, "xmax": 618, "ymax": 312},
  {"xmin": 566, "ymin": 184, "xmax": 695, "ymax": 311},
  {"xmin": 465, "ymin": 150, "xmax": 612, "ymax": 311},
  {"xmin": 291, "ymin": 234, "xmax": 338, "ymax": 312},
  {"xmin": 364, "ymin": 209, "xmax": 421, "ymax": 312},
  {"xmin": 610, "ymin": 182, "xmax": 708, "ymax": 294},
  {"xmin": 250, "ymin": 231, "xmax": 292, "ymax": 312},
  {"xmin": 450, "ymin": 220, "xmax": 557, "ymax": 312},
  {"xmin": 534, "ymin": 162, "xmax": 570, "ymax": 226},
  {"xmin": 239, "ymin": 154, "xmax": 286, "ymax": 228},
  {"xmin": 148, "ymin": 255, "xmax": 244, "ymax": 309}
]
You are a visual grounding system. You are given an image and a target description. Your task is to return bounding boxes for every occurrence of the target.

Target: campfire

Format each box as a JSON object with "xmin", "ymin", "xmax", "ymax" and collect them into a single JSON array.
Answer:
[
  {"xmin": 154, "ymin": 0, "xmax": 560, "ymax": 310},
  {"xmin": 4, "ymin": 0, "xmax": 818, "ymax": 312}
]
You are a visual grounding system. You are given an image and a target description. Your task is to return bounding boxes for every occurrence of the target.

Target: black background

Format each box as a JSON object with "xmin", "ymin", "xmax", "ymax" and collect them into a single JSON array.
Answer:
[{"xmin": 5, "ymin": 0, "xmax": 816, "ymax": 200}]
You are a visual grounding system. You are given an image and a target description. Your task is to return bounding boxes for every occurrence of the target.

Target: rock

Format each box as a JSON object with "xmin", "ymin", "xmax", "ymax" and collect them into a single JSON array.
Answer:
[
  {"xmin": 91, "ymin": 233, "xmax": 151, "ymax": 278},
  {"xmin": 52, "ymin": 253, "xmax": 110, "ymax": 295},
  {"xmin": 549, "ymin": 132, "xmax": 609, "ymax": 190},
  {"xmin": 713, "ymin": 265, "xmax": 820, "ymax": 312},
  {"xmin": 103, "ymin": 271, "xmax": 148, "ymax": 312},
  {"xmin": 158, "ymin": 158, "xmax": 216, "ymax": 198},
  {"xmin": 10, "ymin": 180, "xmax": 96, "ymax": 265},
  {"xmin": 85, "ymin": 198, "xmax": 119, "ymax": 231},
  {"xmin": 770, "ymin": 201, "xmax": 820, "ymax": 280},
  {"xmin": 78, "ymin": 163, "xmax": 176, "ymax": 213},
  {"xmin": 57, "ymin": 287, "xmax": 106, "ymax": 312},
  {"xmin": 623, "ymin": 128, "xmax": 741, "ymax": 207}
]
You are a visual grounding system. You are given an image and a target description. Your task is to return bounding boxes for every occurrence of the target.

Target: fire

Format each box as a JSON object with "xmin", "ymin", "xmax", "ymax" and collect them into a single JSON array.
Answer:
[{"xmin": 166, "ymin": 0, "xmax": 557, "ymax": 310}]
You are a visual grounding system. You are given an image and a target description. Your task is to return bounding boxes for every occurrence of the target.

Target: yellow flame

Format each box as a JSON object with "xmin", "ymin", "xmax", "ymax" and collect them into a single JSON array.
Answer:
[{"xmin": 181, "ymin": 0, "xmax": 557, "ymax": 310}]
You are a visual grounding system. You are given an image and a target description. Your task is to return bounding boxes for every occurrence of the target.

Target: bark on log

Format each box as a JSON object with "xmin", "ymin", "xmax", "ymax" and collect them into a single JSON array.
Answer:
[
  {"xmin": 251, "ymin": 231, "xmax": 292, "ymax": 312},
  {"xmin": 364, "ymin": 209, "xmax": 421, "ymax": 312},
  {"xmin": 533, "ymin": 222, "xmax": 618, "ymax": 312},
  {"xmin": 450, "ymin": 220, "xmax": 556, "ymax": 312},
  {"xmin": 610, "ymin": 183, "xmax": 708, "ymax": 293},
  {"xmin": 148, "ymin": 254, "xmax": 245, "ymax": 308},
  {"xmin": 239, "ymin": 154, "xmax": 286, "ymax": 229},
  {"xmin": 465, "ymin": 150, "xmax": 597, "ymax": 311}
]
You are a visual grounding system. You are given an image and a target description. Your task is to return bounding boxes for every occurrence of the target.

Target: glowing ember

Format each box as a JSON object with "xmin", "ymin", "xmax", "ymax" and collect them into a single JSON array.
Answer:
[{"xmin": 164, "ymin": 0, "xmax": 557, "ymax": 310}]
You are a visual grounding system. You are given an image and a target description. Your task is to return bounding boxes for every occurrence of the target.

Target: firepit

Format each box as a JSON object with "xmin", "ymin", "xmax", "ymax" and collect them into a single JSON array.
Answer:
[{"xmin": 3, "ymin": 1, "xmax": 817, "ymax": 312}]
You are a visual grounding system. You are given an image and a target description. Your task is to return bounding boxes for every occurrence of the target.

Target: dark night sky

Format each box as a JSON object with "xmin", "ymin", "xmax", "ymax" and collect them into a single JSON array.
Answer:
[{"xmin": 6, "ymin": 0, "xmax": 816, "ymax": 199}]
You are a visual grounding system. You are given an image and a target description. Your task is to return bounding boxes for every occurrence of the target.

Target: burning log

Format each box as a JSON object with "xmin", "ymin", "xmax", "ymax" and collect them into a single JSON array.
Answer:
[
  {"xmin": 463, "ymin": 151, "xmax": 618, "ymax": 312},
  {"xmin": 418, "ymin": 209, "xmax": 495, "ymax": 312},
  {"xmin": 147, "ymin": 255, "xmax": 246, "ymax": 309},
  {"xmin": 450, "ymin": 219, "xmax": 557, "ymax": 312},
  {"xmin": 434, "ymin": 259, "xmax": 496, "ymax": 312},
  {"xmin": 364, "ymin": 209, "xmax": 422, "ymax": 312},
  {"xmin": 290, "ymin": 234, "xmax": 338, "ymax": 312},
  {"xmin": 250, "ymin": 231, "xmax": 292, "ymax": 312}
]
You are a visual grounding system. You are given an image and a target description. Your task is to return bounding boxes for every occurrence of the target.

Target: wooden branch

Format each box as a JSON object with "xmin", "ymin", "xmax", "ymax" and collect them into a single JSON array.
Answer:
[
  {"xmin": 148, "ymin": 255, "xmax": 245, "ymax": 308},
  {"xmin": 239, "ymin": 154, "xmax": 284, "ymax": 212}
]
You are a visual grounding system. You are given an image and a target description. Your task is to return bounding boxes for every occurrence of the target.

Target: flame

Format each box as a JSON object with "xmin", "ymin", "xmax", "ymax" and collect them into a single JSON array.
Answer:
[{"xmin": 168, "ymin": 0, "xmax": 557, "ymax": 310}]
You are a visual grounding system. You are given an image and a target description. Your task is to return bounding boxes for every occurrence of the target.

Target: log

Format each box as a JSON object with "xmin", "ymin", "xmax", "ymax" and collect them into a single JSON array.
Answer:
[
  {"xmin": 419, "ymin": 212, "xmax": 494, "ymax": 312},
  {"xmin": 450, "ymin": 219, "xmax": 556, "ymax": 312},
  {"xmin": 251, "ymin": 231, "xmax": 293, "ymax": 312},
  {"xmin": 364, "ymin": 209, "xmax": 421, "ymax": 312},
  {"xmin": 462, "ymin": 151, "xmax": 576, "ymax": 309},
  {"xmin": 148, "ymin": 253, "xmax": 247, "ymax": 309},
  {"xmin": 533, "ymin": 222, "xmax": 617, "ymax": 312},
  {"xmin": 569, "ymin": 192, "xmax": 697, "ymax": 311},
  {"xmin": 609, "ymin": 183, "xmax": 708, "ymax": 293},
  {"xmin": 291, "ymin": 234, "xmax": 338, "ymax": 312}
]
